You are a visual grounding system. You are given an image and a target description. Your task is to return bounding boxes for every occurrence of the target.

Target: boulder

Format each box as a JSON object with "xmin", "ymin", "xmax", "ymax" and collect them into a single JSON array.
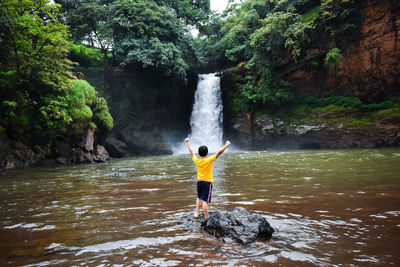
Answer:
[
  {"xmin": 105, "ymin": 133, "xmax": 128, "ymax": 157},
  {"xmin": 84, "ymin": 128, "xmax": 94, "ymax": 152},
  {"xmin": 94, "ymin": 145, "xmax": 110, "ymax": 162},
  {"xmin": 182, "ymin": 207, "xmax": 274, "ymax": 246}
]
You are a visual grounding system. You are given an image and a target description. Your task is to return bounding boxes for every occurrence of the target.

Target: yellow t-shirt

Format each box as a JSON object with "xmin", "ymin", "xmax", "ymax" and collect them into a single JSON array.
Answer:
[{"xmin": 192, "ymin": 155, "xmax": 217, "ymax": 183}]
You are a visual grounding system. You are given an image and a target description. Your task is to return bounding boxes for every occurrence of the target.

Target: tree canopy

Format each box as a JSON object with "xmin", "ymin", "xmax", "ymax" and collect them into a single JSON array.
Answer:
[
  {"xmin": 56, "ymin": 0, "xmax": 211, "ymax": 83},
  {"xmin": 0, "ymin": 0, "xmax": 113, "ymax": 143}
]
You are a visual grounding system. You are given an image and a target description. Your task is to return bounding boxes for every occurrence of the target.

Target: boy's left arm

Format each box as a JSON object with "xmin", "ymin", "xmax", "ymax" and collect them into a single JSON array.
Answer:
[{"xmin": 215, "ymin": 141, "xmax": 231, "ymax": 158}]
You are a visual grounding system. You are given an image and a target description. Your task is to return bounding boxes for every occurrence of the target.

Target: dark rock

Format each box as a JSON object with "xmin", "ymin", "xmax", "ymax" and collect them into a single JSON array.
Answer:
[
  {"xmin": 0, "ymin": 134, "xmax": 44, "ymax": 170},
  {"xmin": 56, "ymin": 157, "xmax": 67, "ymax": 165},
  {"xmin": 93, "ymin": 145, "xmax": 110, "ymax": 162},
  {"xmin": 182, "ymin": 207, "xmax": 274, "ymax": 246},
  {"xmin": 105, "ymin": 133, "xmax": 128, "ymax": 157},
  {"xmin": 83, "ymin": 151, "xmax": 94, "ymax": 163},
  {"xmin": 72, "ymin": 148, "xmax": 85, "ymax": 163},
  {"xmin": 120, "ymin": 124, "xmax": 172, "ymax": 156}
]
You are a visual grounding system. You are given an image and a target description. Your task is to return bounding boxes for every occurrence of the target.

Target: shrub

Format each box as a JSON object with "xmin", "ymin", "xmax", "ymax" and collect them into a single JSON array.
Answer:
[
  {"xmin": 345, "ymin": 118, "xmax": 374, "ymax": 128},
  {"xmin": 375, "ymin": 107, "xmax": 400, "ymax": 121},
  {"xmin": 93, "ymin": 97, "xmax": 113, "ymax": 130},
  {"xmin": 362, "ymin": 101, "xmax": 393, "ymax": 112},
  {"xmin": 325, "ymin": 48, "xmax": 341, "ymax": 69},
  {"xmin": 300, "ymin": 94, "xmax": 361, "ymax": 108}
]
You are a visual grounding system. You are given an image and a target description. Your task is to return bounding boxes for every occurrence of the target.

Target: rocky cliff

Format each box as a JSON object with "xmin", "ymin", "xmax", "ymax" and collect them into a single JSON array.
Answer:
[
  {"xmin": 277, "ymin": 0, "xmax": 400, "ymax": 102},
  {"xmin": 222, "ymin": 0, "xmax": 400, "ymax": 150},
  {"xmin": 225, "ymin": 113, "xmax": 400, "ymax": 150},
  {"xmin": 0, "ymin": 128, "xmax": 110, "ymax": 170}
]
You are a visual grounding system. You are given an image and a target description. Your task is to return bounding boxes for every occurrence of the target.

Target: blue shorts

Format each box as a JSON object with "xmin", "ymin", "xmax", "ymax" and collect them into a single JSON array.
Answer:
[{"xmin": 197, "ymin": 181, "xmax": 213, "ymax": 203}]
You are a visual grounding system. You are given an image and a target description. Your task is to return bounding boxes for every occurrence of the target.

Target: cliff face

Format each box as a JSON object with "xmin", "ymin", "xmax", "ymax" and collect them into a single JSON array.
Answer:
[
  {"xmin": 225, "ymin": 114, "xmax": 400, "ymax": 150},
  {"xmin": 0, "ymin": 128, "xmax": 110, "ymax": 170},
  {"xmin": 222, "ymin": 0, "xmax": 400, "ymax": 150},
  {"xmin": 278, "ymin": 0, "xmax": 400, "ymax": 102}
]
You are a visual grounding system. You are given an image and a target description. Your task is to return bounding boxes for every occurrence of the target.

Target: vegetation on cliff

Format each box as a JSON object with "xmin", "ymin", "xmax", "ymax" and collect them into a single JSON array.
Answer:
[
  {"xmin": 200, "ymin": 0, "xmax": 363, "ymax": 110},
  {"xmin": 200, "ymin": 0, "xmax": 399, "ymax": 130}
]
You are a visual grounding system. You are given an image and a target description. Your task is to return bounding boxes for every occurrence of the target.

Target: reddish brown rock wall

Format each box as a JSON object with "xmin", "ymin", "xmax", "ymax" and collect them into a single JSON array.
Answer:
[{"xmin": 279, "ymin": 0, "xmax": 400, "ymax": 102}]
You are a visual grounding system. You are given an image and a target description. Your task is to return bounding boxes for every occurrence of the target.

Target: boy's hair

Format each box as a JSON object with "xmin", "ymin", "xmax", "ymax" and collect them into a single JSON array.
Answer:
[{"xmin": 198, "ymin": 145, "xmax": 208, "ymax": 157}]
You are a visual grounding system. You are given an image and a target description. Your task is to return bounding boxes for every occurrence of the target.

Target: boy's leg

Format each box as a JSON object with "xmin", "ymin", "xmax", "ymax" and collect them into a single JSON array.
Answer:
[
  {"xmin": 202, "ymin": 201, "xmax": 209, "ymax": 219},
  {"xmin": 195, "ymin": 198, "xmax": 201, "ymax": 218}
]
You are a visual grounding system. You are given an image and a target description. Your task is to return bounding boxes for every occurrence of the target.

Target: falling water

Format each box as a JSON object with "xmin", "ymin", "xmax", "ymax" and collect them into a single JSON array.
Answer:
[{"xmin": 188, "ymin": 73, "xmax": 223, "ymax": 152}]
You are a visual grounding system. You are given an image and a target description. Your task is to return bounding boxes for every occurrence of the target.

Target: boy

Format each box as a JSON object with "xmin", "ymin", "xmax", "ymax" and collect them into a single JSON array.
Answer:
[{"xmin": 185, "ymin": 138, "xmax": 231, "ymax": 219}]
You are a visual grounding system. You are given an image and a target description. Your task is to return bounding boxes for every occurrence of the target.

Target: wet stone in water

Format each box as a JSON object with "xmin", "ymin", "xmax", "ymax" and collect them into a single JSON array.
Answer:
[{"xmin": 182, "ymin": 207, "xmax": 274, "ymax": 246}]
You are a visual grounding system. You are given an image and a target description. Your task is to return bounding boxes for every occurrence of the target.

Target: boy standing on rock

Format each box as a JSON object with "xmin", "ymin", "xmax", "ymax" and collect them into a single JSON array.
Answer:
[{"xmin": 185, "ymin": 138, "xmax": 231, "ymax": 219}]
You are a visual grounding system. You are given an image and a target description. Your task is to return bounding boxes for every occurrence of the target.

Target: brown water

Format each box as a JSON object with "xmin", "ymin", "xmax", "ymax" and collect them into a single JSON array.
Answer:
[{"xmin": 1, "ymin": 149, "xmax": 400, "ymax": 266}]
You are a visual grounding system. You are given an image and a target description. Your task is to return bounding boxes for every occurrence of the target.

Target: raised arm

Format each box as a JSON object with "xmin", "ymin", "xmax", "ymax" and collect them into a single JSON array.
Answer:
[
  {"xmin": 215, "ymin": 141, "xmax": 231, "ymax": 158},
  {"xmin": 185, "ymin": 138, "xmax": 195, "ymax": 158}
]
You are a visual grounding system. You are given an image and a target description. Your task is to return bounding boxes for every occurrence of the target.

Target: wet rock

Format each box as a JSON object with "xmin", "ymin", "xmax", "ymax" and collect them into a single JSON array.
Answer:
[
  {"xmin": 182, "ymin": 207, "xmax": 274, "ymax": 246},
  {"xmin": 0, "ymin": 134, "xmax": 44, "ymax": 170},
  {"xmin": 105, "ymin": 133, "xmax": 128, "ymax": 157},
  {"xmin": 56, "ymin": 157, "xmax": 67, "ymax": 165},
  {"xmin": 84, "ymin": 128, "xmax": 94, "ymax": 152},
  {"xmin": 94, "ymin": 145, "xmax": 110, "ymax": 162}
]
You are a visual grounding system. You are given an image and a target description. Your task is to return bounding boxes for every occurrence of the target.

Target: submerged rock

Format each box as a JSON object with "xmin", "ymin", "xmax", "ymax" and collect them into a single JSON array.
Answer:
[{"xmin": 182, "ymin": 207, "xmax": 274, "ymax": 246}]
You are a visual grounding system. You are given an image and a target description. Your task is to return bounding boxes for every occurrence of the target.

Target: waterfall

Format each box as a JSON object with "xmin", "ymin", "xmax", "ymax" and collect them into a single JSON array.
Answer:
[{"xmin": 188, "ymin": 73, "xmax": 223, "ymax": 153}]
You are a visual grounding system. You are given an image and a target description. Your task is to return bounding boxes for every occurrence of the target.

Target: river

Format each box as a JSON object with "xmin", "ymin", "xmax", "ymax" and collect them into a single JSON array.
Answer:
[{"xmin": 1, "ymin": 149, "xmax": 400, "ymax": 266}]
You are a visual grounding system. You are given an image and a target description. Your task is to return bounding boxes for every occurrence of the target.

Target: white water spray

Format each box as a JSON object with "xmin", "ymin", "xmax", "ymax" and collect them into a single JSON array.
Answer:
[{"xmin": 187, "ymin": 73, "xmax": 223, "ymax": 152}]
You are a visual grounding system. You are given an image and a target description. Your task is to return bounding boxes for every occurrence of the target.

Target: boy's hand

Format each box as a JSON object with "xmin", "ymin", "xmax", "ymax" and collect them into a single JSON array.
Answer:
[
  {"xmin": 226, "ymin": 140, "xmax": 231, "ymax": 146},
  {"xmin": 185, "ymin": 138, "xmax": 190, "ymax": 143}
]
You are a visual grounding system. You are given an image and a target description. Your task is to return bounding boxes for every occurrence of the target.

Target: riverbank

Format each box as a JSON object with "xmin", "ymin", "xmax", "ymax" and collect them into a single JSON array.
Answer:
[
  {"xmin": 223, "ymin": 106, "xmax": 400, "ymax": 150},
  {"xmin": 0, "ymin": 128, "xmax": 110, "ymax": 170}
]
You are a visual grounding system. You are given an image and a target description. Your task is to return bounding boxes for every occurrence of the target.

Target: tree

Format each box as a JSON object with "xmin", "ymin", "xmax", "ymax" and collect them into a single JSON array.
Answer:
[
  {"xmin": 0, "ymin": 0, "xmax": 73, "ymax": 91},
  {"xmin": 56, "ymin": 0, "xmax": 114, "ymax": 91},
  {"xmin": 0, "ymin": 0, "xmax": 113, "ymax": 140},
  {"xmin": 250, "ymin": 11, "xmax": 311, "ymax": 65},
  {"xmin": 154, "ymin": 0, "xmax": 211, "ymax": 28},
  {"xmin": 319, "ymin": 0, "xmax": 362, "ymax": 48},
  {"xmin": 111, "ymin": 0, "xmax": 196, "ymax": 82},
  {"xmin": 58, "ymin": 0, "xmax": 205, "ymax": 83},
  {"xmin": 0, "ymin": 0, "xmax": 74, "ymax": 137}
]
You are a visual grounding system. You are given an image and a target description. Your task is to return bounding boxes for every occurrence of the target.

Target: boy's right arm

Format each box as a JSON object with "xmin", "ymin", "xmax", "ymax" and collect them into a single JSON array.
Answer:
[
  {"xmin": 185, "ymin": 138, "xmax": 195, "ymax": 158},
  {"xmin": 215, "ymin": 141, "xmax": 231, "ymax": 158}
]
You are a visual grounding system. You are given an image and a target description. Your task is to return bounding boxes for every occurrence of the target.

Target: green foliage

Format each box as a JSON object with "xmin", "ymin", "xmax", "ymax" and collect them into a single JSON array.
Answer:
[
  {"xmin": 362, "ymin": 101, "xmax": 394, "ymax": 112},
  {"xmin": 40, "ymin": 96, "xmax": 72, "ymax": 134},
  {"xmin": 0, "ymin": 0, "xmax": 77, "ymax": 138},
  {"xmin": 221, "ymin": 7, "xmax": 261, "ymax": 62},
  {"xmin": 92, "ymin": 97, "xmax": 113, "ymax": 130},
  {"xmin": 66, "ymin": 79, "xmax": 113, "ymax": 131},
  {"xmin": 301, "ymin": 5, "xmax": 322, "ymax": 23},
  {"xmin": 226, "ymin": 59, "xmax": 294, "ymax": 112},
  {"xmin": 0, "ymin": 0, "xmax": 73, "ymax": 90},
  {"xmin": 319, "ymin": 0, "xmax": 362, "ymax": 47},
  {"xmin": 69, "ymin": 79, "xmax": 96, "ymax": 107},
  {"xmin": 325, "ymin": 47, "xmax": 342, "ymax": 69},
  {"xmin": 345, "ymin": 118, "xmax": 374, "ymax": 128},
  {"xmin": 111, "ymin": 0, "xmax": 197, "ymax": 82},
  {"xmin": 56, "ymin": 0, "xmax": 113, "ymax": 55},
  {"xmin": 251, "ymin": 12, "xmax": 311, "ymax": 63},
  {"xmin": 300, "ymin": 94, "xmax": 362, "ymax": 108},
  {"xmin": 69, "ymin": 43, "xmax": 105, "ymax": 67},
  {"xmin": 273, "ymin": 0, "xmax": 321, "ymax": 14},
  {"xmin": 89, "ymin": 122, "xmax": 97, "ymax": 130},
  {"xmin": 59, "ymin": 0, "xmax": 207, "ymax": 82},
  {"xmin": 153, "ymin": 0, "xmax": 210, "ymax": 28},
  {"xmin": 375, "ymin": 107, "xmax": 400, "ymax": 121}
]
